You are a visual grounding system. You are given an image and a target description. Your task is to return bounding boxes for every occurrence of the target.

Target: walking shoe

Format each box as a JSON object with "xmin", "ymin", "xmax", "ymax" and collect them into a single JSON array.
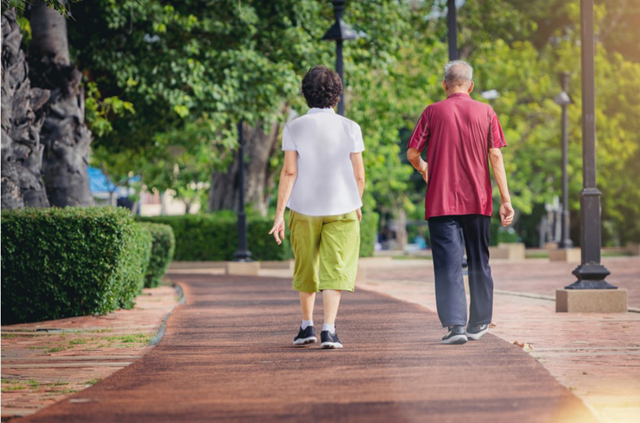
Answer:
[
  {"xmin": 441, "ymin": 325, "xmax": 468, "ymax": 344},
  {"xmin": 320, "ymin": 330, "xmax": 343, "ymax": 349},
  {"xmin": 466, "ymin": 324, "xmax": 489, "ymax": 341},
  {"xmin": 293, "ymin": 326, "xmax": 317, "ymax": 345}
]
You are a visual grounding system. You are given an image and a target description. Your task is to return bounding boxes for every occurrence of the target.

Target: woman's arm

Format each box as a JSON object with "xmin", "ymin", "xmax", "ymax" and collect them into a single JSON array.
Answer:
[
  {"xmin": 350, "ymin": 152, "xmax": 365, "ymax": 221},
  {"xmin": 269, "ymin": 150, "xmax": 298, "ymax": 244}
]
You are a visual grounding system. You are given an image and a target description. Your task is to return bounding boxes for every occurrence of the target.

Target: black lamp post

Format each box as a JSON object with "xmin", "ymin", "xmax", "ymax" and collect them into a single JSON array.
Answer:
[
  {"xmin": 322, "ymin": 0, "xmax": 357, "ymax": 116},
  {"xmin": 233, "ymin": 120, "xmax": 252, "ymax": 262},
  {"xmin": 447, "ymin": 0, "xmax": 458, "ymax": 61},
  {"xmin": 566, "ymin": 0, "xmax": 616, "ymax": 289},
  {"xmin": 554, "ymin": 72, "xmax": 573, "ymax": 249}
]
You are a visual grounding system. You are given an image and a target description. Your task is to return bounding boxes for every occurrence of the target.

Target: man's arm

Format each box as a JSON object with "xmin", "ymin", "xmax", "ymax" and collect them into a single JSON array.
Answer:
[
  {"xmin": 407, "ymin": 148, "xmax": 428, "ymax": 184},
  {"xmin": 489, "ymin": 147, "xmax": 514, "ymax": 226}
]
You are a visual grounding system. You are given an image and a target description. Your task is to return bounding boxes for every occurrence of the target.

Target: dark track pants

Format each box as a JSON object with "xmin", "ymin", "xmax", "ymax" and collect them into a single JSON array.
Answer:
[{"xmin": 428, "ymin": 215, "xmax": 494, "ymax": 328}]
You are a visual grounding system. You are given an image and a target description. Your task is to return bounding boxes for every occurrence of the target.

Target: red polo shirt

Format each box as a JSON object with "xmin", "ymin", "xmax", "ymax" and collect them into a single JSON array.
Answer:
[{"xmin": 407, "ymin": 92, "xmax": 507, "ymax": 220}]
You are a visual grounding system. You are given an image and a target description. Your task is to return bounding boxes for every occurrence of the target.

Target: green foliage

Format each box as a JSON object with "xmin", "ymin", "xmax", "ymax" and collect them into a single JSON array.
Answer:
[
  {"xmin": 137, "ymin": 223, "xmax": 176, "ymax": 287},
  {"xmin": 359, "ymin": 212, "xmax": 380, "ymax": 258},
  {"xmin": 120, "ymin": 224, "xmax": 152, "ymax": 308},
  {"xmin": 1, "ymin": 207, "xmax": 150, "ymax": 324},
  {"xmin": 136, "ymin": 213, "xmax": 293, "ymax": 261},
  {"xmin": 137, "ymin": 211, "xmax": 380, "ymax": 261},
  {"xmin": 1, "ymin": 0, "xmax": 82, "ymax": 16},
  {"xmin": 63, "ymin": 0, "xmax": 639, "ymax": 246}
]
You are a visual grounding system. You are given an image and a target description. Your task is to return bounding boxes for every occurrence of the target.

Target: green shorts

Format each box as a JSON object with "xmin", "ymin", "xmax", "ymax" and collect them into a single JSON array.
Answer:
[{"xmin": 289, "ymin": 209, "xmax": 360, "ymax": 293}]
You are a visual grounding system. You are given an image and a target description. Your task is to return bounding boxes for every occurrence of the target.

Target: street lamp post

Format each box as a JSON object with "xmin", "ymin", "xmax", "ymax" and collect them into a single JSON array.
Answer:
[
  {"xmin": 566, "ymin": 0, "xmax": 615, "ymax": 289},
  {"xmin": 233, "ymin": 120, "xmax": 252, "ymax": 262},
  {"xmin": 554, "ymin": 72, "xmax": 573, "ymax": 249},
  {"xmin": 322, "ymin": 0, "xmax": 357, "ymax": 116},
  {"xmin": 447, "ymin": 0, "xmax": 458, "ymax": 61}
]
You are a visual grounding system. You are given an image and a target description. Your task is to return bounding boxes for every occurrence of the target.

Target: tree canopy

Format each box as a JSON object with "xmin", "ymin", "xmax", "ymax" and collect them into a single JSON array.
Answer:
[{"xmin": 20, "ymin": 0, "xmax": 640, "ymax": 246}]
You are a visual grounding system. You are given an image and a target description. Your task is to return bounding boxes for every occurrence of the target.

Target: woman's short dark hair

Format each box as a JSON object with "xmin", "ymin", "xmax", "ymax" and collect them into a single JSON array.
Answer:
[{"xmin": 301, "ymin": 65, "xmax": 342, "ymax": 109}]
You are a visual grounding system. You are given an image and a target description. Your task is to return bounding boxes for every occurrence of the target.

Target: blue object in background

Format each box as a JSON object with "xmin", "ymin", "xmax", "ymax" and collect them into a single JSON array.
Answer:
[
  {"xmin": 88, "ymin": 167, "xmax": 116, "ymax": 194},
  {"xmin": 414, "ymin": 235, "xmax": 427, "ymax": 250},
  {"xmin": 88, "ymin": 166, "xmax": 139, "ymax": 195}
]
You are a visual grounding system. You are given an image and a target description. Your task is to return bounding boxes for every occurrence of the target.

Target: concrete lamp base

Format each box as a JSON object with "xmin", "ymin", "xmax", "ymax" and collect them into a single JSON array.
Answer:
[
  {"xmin": 489, "ymin": 243, "xmax": 526, "ymax": 261},
  {"xmin": 549, "ymin": 248, "xmax": 581, "ymax": 263},
  {"xmin": 226, "ymin": 261, "xmax": 260, "ymax": 276},
  {"xmin": 260, "ymin": 260, "xmax": 295, "ymax": 270},
  {"xmin": 556, "ymin": 289, "xmax": 628, "ymax": 313}
]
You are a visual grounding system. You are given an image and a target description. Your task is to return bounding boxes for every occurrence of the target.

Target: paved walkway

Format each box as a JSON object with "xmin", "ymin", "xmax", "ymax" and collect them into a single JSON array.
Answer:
[
  {"xmin": 17, "ymin": 274, "xmax": 596, "ymax": 423},
  {"xmin": 353, "ymin": 258, "xmax": 640, "ymax": 423},
  {"xmin": 1, "ymin": 285, "xmax": 181, "ymax": 420}
]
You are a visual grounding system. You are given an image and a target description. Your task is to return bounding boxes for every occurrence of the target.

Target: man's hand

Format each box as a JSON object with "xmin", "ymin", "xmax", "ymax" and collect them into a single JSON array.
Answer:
[
  {"xmin": 268, "ymin": 215, "xmax": 285, "ymax": 245},
  {"xmin": 499, "ymin": 201, "xmax": 515, "ymax": 226},
  {"xmin": 356, "ymin": 207, "xmax": 362, "ymax": 222},
  {"xmin": 419, "ymin": 166, "xmax": 428, "ymax": 185}
]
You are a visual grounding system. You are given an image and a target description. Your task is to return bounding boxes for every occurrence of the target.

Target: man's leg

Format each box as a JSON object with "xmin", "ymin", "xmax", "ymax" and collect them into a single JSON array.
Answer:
[
  {"xmin": 427, "ymin": 216, "xmax": 467, "ymax": 327},
  {"xmin": 460, "ymin": 215, "xmax": 494, "ymax": 327}
]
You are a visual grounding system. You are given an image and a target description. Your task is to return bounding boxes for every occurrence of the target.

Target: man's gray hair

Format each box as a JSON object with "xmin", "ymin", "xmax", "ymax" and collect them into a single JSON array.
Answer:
[{"xmin": 444, "ymin": 60, "xmax": 473, "ymax": 87}]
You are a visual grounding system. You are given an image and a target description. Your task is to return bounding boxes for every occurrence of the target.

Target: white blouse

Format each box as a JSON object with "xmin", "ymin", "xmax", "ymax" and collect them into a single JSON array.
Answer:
[{"xmin": 282, "ymin": 107, "xmax": 365, "ymax": 216}]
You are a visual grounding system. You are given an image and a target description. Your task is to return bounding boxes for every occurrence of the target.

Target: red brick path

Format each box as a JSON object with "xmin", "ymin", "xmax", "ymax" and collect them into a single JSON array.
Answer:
[{"xmin": 16, "ymin": 274, "xmax": 596, "ymax": 423}]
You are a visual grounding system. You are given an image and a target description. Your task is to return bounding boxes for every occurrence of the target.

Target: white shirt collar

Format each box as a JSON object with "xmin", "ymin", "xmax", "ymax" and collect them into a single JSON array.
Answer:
[{"xmin": 307, "ymin": 107, "xmax": 336, "ymax": 115}]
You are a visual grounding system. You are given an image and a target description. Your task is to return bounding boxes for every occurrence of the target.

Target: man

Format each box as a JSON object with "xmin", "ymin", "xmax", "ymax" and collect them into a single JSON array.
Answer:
[{"xmin": 407, "ymin": 60, "xmax": 514, "ymax": 345}]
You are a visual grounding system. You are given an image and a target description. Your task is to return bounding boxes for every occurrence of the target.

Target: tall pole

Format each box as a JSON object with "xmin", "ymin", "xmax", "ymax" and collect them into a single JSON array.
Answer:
[
  {"xmin": 447, "ymin": 0, "xmax": 458, "ymax": 61},
  {"xmin": 233, "ymin": 120, "xmax": 252, "ymax": 262},
  {"xmin": 336, "ymin": 38, "xmax": 345, "ymax": 116},
  {"xmin": 559, "ymin": 72, "xmax": 573, "ymax": 249},
  {"xmin": 323, "ymin": 0, "xmax": 357, "ymax": 117},
  {"xmin": 566, "ymin": 0, "xmax": 615, "ymax": 289}
]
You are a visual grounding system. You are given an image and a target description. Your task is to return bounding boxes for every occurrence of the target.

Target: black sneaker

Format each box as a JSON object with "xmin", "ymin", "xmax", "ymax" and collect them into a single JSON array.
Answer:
[
  {"xmin": 320, "ymin": 330, "xmax": 343, "ymax": 349},
  {"xmin": 466, "ymin": 324, "xmax": 489, "ymax": 341},
  {"xmin": 442, "ymin": 325, "xmax": 468, "ymax": 344},
  {"xmin": 293, "ymin": 326, "xmax": 317, "ymax": 345}
]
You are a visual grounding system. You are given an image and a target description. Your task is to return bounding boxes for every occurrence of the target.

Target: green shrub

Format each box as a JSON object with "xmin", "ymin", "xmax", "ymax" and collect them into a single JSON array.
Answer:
[
  {"xmin": 118, "ymin": 224, "xmax": 152, "ymax": 307},
  {"xmin": 136, "ymin": 213, "xmax": 293, "ymax": 261},
  {"xmin": 137, "ymin": 223, "xmax": 175, "ymax": 288},
  {"xmin": 1, "ymin": 207, "xmax": 150, "ymax": 325},
  {"xmin": 359, "ymin": 212, "xmax": 380, "ymax": 258},
  {"xmin": 138, "ymin": 211, "xmax": 380, "ymax": 261}
]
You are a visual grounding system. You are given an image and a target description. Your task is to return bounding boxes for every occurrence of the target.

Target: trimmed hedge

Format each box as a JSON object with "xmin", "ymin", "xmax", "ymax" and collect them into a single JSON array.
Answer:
[
  {"xmin": 136, "ymin": 213, "xmax": 292, "ymax": 261},
  {"xmin": 359, "ymin": 211, "xmax": 379, "ymax": 258},
  {"xmin": 137, "ymin": 222, "xmax": 175, "ymax": 288},
  {"xmin": 1, "ymin": 207, "xmax": 151, "ymax": 325},
  {"xmin": 138, "ymin": 211, "xmax": 380, "ymax": 261}
]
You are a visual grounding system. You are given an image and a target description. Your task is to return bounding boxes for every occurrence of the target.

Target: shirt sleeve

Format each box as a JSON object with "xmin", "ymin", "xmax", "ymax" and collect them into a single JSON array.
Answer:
[
  {"xmin": 351, "ymin": 123, "xmax": 365, "ymax": 153},
  {"xmin": 281, "ymin": 124, "xmax": 296, "ymax": 151},
  {"xmin": 488, "ymin": 111, "xmax": 507, "ymax": 149},
  {"xmin": 407, "ymin": 109, "xmax": 429, "ymax": 152}
]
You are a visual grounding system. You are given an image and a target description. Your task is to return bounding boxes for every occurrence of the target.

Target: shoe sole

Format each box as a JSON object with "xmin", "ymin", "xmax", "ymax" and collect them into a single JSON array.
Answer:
[
  {"xmin": 441, "ymin": 334, "xmax": 468, "ymax": 345},
  {"xmin": 293, "ymin": 336, "xmax": 317, "ymax": 345},
  {"xmin": 321, "ymin": 342, "xmax": 343, "ymax": 349},
  {"xmin": 466, "ymin": 329, "xmax": 488, "ymax": 341}
]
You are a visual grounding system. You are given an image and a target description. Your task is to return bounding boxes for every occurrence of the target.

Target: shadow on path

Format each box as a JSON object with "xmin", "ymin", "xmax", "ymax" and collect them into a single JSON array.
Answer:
[{"xmin": 20, "ymin": 274, "xmax": 597, "ymax": 423}]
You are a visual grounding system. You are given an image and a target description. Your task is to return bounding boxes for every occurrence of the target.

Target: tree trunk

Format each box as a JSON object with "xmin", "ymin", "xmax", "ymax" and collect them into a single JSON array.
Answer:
[
  {"xmin": 28, "ymin": 1, "xmax": 93, "ymax": 207},
  {"xmin": 208, "ymin": 120, "xmax": 282, "ymax": 216},
  {"xmin": 1, "ymin": 8, "xmax": 50, "ymax": 209}
]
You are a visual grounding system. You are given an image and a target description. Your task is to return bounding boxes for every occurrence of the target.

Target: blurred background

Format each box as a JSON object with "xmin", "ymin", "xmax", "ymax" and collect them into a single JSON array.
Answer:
[{"xmin": 3, "ymin": 0, "xmax": 639, "ymax": 252}]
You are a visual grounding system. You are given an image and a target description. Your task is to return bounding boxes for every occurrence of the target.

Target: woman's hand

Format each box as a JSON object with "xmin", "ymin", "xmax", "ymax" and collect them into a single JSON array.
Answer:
[
  {"xmin": 356, "ymin": 208, "xmax": 362, "ymax": 222},
  {"xmin": 269, "ymin": 215, "xmax": 286, "ymax": 245}
]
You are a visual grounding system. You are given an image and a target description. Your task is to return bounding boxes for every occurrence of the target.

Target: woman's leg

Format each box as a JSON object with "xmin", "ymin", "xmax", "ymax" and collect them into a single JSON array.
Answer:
[
  {"xmin": 299, "ymin": 291, "xmax": 316, "ymax": 321},
  {"xmin": 322, "ymin": 289, "xmax": 342, "ymax": 326}
]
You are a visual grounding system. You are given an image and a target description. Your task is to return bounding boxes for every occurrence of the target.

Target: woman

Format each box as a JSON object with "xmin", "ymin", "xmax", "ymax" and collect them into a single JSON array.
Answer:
[{"xmin": 269, "ymin": 65, "xmax": 365, "ymax": 349}]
